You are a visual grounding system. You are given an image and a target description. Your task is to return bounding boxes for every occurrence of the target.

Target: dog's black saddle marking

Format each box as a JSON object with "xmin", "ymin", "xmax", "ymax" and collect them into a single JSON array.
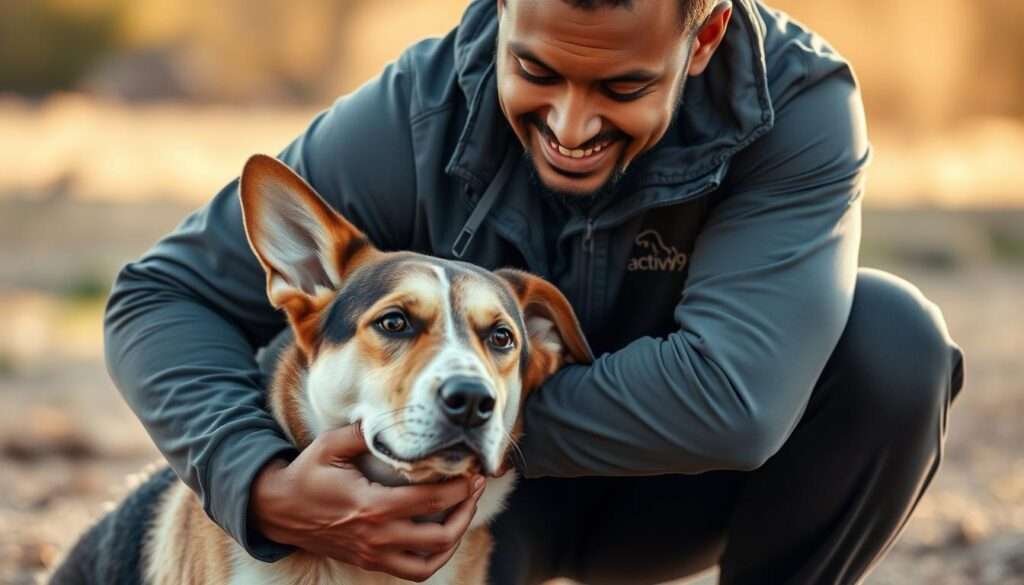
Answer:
[{"xmin": 49, "ymin": 466, "xmax": 178, "ymax": 585}]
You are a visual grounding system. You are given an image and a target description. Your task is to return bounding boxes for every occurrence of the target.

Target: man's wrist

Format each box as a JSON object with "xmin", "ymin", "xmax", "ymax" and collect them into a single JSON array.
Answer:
[{"xmin": 249, "ymin": 457, "xmax": 293, "ymax": 545}]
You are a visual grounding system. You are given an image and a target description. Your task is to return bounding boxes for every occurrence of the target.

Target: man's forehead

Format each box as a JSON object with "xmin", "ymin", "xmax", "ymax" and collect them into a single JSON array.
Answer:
[
  {"xmin": 507, "ymin": 0, "xmax": 683, "ymax": 46},
  {"xmin": 503, "ymin": 0, "xmax": 688, "ymax": 72}
]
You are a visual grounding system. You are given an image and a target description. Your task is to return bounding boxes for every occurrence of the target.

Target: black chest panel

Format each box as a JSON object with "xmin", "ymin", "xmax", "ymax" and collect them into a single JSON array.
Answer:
[{"xmin": 582, "ymin": 199, "xmax": 709, "ymax": 354}]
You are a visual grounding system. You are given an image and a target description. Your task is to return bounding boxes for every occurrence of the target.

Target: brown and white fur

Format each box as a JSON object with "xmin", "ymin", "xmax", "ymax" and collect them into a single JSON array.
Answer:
[{"xmin": 140, "ymin": 154, "xmax": 592, "ymax": 585}]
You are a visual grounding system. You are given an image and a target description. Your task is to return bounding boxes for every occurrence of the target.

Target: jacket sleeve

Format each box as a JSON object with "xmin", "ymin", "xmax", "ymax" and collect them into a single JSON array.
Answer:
[
  {"xmin": 104, "ymin": 61, "xmax": 417, "ymax": 561},
  {"xmin": 515, "ymin": 69, "xmax": 869, "ymax": 477}
]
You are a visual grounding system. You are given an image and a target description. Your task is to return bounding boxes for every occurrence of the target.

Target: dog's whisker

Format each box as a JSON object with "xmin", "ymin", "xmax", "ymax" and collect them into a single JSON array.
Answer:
[
  {"xmin": 502, "ymin": 429, "xmax": 526, "ymax": 469},
  {"xmin": 366, "ymin": 406, "xmax": 417, "ymax": 428},
  {"xmin": 366, "ymin": 406, "xmax": 421, "ymax": 428},
  {"xmin": 369, "ymin": 418, "xmax": 409, "ymax": 437}
]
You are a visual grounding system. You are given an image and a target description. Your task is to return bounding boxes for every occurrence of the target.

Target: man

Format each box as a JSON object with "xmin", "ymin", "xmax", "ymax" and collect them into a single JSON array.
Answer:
[{"xmin": 105, "ymin": 0, "xmax": 965, "ymax": 583}]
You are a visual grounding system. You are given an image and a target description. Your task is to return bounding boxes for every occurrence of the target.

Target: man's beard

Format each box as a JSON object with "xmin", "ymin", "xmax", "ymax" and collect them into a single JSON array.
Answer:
[
  {"xmin": 522, "ymin": 147, "xmax": 627, "ymax": 213},
  {"xmin": 520, "ymin": 112, "xmax": 629, "ymax": 211}
]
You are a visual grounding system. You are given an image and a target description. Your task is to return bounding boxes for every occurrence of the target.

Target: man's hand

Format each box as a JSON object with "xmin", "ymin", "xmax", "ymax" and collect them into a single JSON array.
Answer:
[{"xmin": 250, "ymin": 424, "xmax": 486, "ymax": 582}]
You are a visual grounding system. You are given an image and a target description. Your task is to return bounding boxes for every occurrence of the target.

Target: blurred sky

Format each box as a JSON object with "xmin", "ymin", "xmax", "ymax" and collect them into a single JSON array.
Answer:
[{"xmin": 1, "ymin": 0, "xmax": 1023, "ymax": 207}]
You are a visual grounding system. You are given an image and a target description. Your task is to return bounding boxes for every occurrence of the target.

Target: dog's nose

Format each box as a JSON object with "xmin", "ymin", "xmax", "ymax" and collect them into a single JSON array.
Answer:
[{"xmin": 437, "ymin": 377, "xmax": 495, "ymax": 429}]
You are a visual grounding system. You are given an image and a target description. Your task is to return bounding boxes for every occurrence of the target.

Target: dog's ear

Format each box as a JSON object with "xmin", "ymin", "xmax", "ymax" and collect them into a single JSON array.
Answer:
[
  {"xmin": 239, "ymin": 154, "xmax": 378, "ymax": 355},
  {"xmin": 496, "ymin": 269, "xmax": 593, "ymax": 391}
]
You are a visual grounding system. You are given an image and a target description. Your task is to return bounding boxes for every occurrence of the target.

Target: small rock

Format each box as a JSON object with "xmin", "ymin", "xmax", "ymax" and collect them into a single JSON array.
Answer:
[
  {"xmin": 1, "ymin": 407, "xmax": 99, "ymax": 462},
  {"xmin": 953, "ymin": 512, "xmax": 993, "ymax": 546},
  {"xmin": 16, "ymin": 541, "xmax": 58, "ymax": 569}
]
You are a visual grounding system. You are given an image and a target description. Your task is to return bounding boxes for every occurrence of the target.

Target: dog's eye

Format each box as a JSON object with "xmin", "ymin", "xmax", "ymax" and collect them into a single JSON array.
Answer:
[
  {"xmin": 487, "ymin": 326, "xmax": 515, "ymax": 350},
  {"xmin": 376, "ymin": 312, "xmax": 409, "ymax": 333}
]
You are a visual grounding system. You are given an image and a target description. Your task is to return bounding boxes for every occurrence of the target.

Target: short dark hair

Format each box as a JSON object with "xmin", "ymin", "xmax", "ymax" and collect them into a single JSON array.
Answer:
[{"xmin": 561, "ymin": 0, "xmax": 714, "ymax": 31}]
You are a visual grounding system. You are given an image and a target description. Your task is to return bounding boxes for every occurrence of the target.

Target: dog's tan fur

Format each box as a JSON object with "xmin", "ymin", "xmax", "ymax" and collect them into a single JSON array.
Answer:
[{"xmin": 135, "ymin": 155, "xmax": 592, "ymax": 585}]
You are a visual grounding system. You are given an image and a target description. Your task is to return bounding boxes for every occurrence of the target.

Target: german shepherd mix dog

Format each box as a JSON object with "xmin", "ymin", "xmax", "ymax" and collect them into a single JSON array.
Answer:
[{"xmin": 52, "ymin": 155, "xmax": 592, "ymax": 585}]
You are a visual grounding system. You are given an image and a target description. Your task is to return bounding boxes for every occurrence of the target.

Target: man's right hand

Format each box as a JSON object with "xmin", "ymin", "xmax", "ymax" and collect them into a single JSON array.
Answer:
[{"xmin": 250, "ymin": 423, "xmax": 486, "ymax": 582}]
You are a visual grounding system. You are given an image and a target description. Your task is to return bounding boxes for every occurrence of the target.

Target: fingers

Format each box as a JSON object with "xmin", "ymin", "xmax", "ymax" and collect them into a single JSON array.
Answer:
[
  {"xmin": 372, "ymin": 541, "xmax": 463, "ymax": 582},
  {"xmin": 439, "ymin": 483, "xmax": 480, "ymax": 537},
  {"xmin": 368, "ymin": 474, "xmax": 484, "ymax": 519},
  {"xmin": 380, "ymin": 485, "xmax": 483, "ymax": 553},
  {"xmin": 315, "ymin": 422, "xmax": 369, "ymax": 461}
]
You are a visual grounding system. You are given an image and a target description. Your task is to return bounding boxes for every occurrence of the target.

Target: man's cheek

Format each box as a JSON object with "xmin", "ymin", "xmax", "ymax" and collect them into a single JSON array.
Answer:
[
  {"xmin": 610, "ymin": 106, "xmax": 674, "ymax": 166},
  {"xmin": 498, "ymin": 81, "xmax": 543, "ymax": 142}
]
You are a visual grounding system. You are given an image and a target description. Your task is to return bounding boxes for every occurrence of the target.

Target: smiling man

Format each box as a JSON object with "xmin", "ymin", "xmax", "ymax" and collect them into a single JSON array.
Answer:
[
  {"xmin": 498, "ymin": 0, "xmax": 711, "ymax": 198},
  {"xmin": 102, "ymin": 0, "xmax": 965, "ymax": 584}
]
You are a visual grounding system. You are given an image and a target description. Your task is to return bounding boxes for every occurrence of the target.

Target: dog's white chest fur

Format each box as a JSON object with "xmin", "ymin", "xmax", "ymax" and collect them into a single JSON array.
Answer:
[
  {"xmin": 229, "ymin": 473, "xmax": 516, "ymax": 585},
  {"xmin": 230, "ymin": 555, "xmax": 458, "ymax": 585}
]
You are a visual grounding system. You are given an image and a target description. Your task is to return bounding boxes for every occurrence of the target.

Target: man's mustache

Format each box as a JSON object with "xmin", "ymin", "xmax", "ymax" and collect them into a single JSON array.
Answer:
[{"xmin": 526, "ymin": 114, "xmax": 626, "ymax": 150}]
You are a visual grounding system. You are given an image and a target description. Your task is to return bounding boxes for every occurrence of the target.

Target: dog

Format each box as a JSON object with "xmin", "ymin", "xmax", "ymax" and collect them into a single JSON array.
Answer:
[{"xmin": 51, "ymin": 154, "xmax": 592, "ymax": 585}]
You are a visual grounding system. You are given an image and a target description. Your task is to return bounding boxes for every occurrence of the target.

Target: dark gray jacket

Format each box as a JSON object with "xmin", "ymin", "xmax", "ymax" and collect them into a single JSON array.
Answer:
[{"xmin": 105, "ymin": 0, "xmax": 868, "ymax": 562}]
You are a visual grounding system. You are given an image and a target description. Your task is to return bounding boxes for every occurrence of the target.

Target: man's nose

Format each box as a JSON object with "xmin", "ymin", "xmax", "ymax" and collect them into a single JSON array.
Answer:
[{"xmin": 546, "ymin": 88, "xmax": 602, "ymax": 149}]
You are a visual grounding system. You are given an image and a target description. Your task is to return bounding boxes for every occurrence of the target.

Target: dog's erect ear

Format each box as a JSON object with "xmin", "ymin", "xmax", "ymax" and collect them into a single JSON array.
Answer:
[
  {"xmin": 239, "ymin": 154, "xmax": 377, "ymax": 354},
  {"xmin": 496, "ymin": 269, "xmax": 593, "ymax": 390}
]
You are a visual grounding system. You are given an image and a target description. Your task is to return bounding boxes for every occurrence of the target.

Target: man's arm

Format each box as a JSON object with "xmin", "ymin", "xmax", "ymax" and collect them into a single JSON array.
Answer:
[
  {"xmin": 514, "ymin": 68, "xmax": 869, "ymax": 477},
  {"xmin": 104, "ymin": 58, "xmax": 420, "ymax": 561}
]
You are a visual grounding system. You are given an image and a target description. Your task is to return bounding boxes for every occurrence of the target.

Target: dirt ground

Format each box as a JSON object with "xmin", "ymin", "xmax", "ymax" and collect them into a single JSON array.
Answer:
[{"xmin": 0, "ymin": 199, "xmax": 1021, "ymax": 584}]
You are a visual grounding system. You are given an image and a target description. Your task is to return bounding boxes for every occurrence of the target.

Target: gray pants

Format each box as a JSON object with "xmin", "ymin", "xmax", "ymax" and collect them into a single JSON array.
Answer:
[{"xmin": 487, "ymin": 269, "xmax": 965, "ymax": 585}]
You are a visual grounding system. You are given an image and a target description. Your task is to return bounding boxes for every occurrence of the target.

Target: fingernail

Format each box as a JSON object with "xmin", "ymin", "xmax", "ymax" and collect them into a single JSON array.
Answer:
[{"xmin": 473, "ymin": 476, "xmax": 486, "ymax": 493}]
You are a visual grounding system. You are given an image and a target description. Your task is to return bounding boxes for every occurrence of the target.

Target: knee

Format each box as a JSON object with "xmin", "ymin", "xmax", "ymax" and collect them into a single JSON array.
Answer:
[{"xmin": 829, "ymin": 268, "xmax": 964, "ymax": 432}]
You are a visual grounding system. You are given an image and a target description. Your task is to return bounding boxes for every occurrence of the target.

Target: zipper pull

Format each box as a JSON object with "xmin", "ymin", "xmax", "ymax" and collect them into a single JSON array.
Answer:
[{"xmin": 582, "ymin": 219, "xmax": 595, "ymax": 253}]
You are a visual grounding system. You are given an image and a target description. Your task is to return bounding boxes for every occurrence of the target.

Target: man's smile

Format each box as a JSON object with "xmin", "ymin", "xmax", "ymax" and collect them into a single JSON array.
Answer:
[
  {"xmin": 527, "ymin": 117, "xmax": 626, "ymax": 181},
  {"xmin": 535, "ymin": 125, "xmax": 618, "ymax": 176}
]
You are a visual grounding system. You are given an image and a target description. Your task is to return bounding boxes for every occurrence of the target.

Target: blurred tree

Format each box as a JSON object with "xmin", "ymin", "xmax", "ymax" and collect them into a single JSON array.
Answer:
[
  {"xmin": 772, "ymin": 0, "xmax": 1024, "ymax": 128},
  {"xmin": 970, "ymin": 0, "xmax": 1024, "ymax": 118},
  {"xmin": 0, "ymin": 0, "xmax": 124, "ymax": 96},
  {"xmin": 1, "ymin": 0, "xmax": 1021, "ymax": 121}
]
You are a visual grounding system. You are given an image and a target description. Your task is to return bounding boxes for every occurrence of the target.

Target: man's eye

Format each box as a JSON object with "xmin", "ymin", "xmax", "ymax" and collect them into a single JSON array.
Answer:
[
  {"xmin": 487, "ymin": 326, "xmax": 515, "ymax": 350},
  {"xmin": 515, "ymin": 58, "xmax": 558, "ymax": 84},
  {"xmin": 376, "ymin": 311, "xmax": 409, "ymax": 333},
  {"xmin": 604, "ymin": 83, "xmax": 652, "ymax": 102}
]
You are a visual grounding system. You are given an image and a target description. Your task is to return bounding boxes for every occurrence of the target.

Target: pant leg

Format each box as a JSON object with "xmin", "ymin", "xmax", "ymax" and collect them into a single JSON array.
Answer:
[
  {"xmin": 487, "ymin": 473, "xmax": 742, "ymax": 585},
  {"xmin": 487, "ymin": 268, "xmax": 964, "ymax": 585},
  {"xmin": 719, "ymin": 268, "xmax": 965, "ymax": 584}
]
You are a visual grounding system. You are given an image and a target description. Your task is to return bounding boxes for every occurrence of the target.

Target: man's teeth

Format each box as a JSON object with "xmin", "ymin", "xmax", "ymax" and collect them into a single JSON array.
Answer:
[{"xmin": 549, "ymin": 140, "xmax": 607, "ymax": 159}]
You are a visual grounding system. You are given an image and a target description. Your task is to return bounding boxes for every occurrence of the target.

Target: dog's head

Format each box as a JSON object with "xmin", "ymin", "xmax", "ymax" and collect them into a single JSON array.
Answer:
[{"xmin": 239, "ymin": 155, "xmax": 591, "ymax": 481}]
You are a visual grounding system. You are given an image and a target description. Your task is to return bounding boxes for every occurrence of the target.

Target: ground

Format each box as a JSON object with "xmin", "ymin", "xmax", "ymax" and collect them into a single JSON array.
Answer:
[{"xmin": 0, "ymin": 198, "xmax": 1021, "ymax": 584}]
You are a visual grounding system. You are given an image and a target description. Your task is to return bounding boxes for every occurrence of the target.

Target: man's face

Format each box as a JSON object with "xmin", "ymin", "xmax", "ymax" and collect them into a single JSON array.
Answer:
[{"xmin": 496, "ymin": 0, "xmax": 695, "ymax": 197}]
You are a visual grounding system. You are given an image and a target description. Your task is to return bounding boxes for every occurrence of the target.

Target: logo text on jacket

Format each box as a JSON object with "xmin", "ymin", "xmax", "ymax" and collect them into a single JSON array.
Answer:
[{"xmin": 627, "ymin": 229, "xmax": 689, "ymax": 272}]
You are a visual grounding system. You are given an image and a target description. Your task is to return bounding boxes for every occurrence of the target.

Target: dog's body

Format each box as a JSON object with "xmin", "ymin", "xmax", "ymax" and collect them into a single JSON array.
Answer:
[
  {"xmin": 52, "ymin": 155, "xmax": 591, "ymax": 585},
  {"xmin": 140, "ymin": 471, "xmax": 515, "ymax": 585}
]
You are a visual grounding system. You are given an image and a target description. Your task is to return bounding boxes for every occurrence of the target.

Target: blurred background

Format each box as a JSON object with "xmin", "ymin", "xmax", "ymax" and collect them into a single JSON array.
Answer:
[{"xmin": 0, "ymin": 1, "xmax": 1021, "ymax": 584}]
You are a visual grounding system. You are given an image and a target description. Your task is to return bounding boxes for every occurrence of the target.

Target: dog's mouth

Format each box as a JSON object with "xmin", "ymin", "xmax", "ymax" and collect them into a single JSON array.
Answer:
[
  {"xmin": 430, "ymin": 442, "xmax": 478, "ymax": 464},
  {"xmin": 367, "ymin": 435, "xmax": 484, "ymax": 482},
  {"xmin": 373, "ymin": 435, "xmax": 483, "ymax": 464}
]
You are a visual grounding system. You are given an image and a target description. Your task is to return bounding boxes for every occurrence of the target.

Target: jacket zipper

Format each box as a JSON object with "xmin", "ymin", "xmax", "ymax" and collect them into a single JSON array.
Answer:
[
  {"xmin": 573, "ymin": 180, "xmax": 716, "ymax": 333},
  {"xmin": 580, "ymin": 218, "xmax": 595, "ymax": 330}
]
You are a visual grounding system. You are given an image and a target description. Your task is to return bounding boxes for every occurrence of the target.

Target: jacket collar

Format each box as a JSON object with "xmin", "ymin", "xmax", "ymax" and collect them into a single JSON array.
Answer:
[{"xmin": 447, "ymin": 0, "xmax": 775, "ymax": 197}]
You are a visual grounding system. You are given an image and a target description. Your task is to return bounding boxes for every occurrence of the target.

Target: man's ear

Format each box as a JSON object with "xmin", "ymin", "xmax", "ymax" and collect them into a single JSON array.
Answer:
[
  {"xmin": 687, "ymin": 1, "xmax": 733, "ymax": 77},
  {"xmin": 496, "ymin": 269, "xmax": 593, "ymax": 390},
  {"xmin": 239, "ymin": 154, "xmax": 377, "ymax": 355}
]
